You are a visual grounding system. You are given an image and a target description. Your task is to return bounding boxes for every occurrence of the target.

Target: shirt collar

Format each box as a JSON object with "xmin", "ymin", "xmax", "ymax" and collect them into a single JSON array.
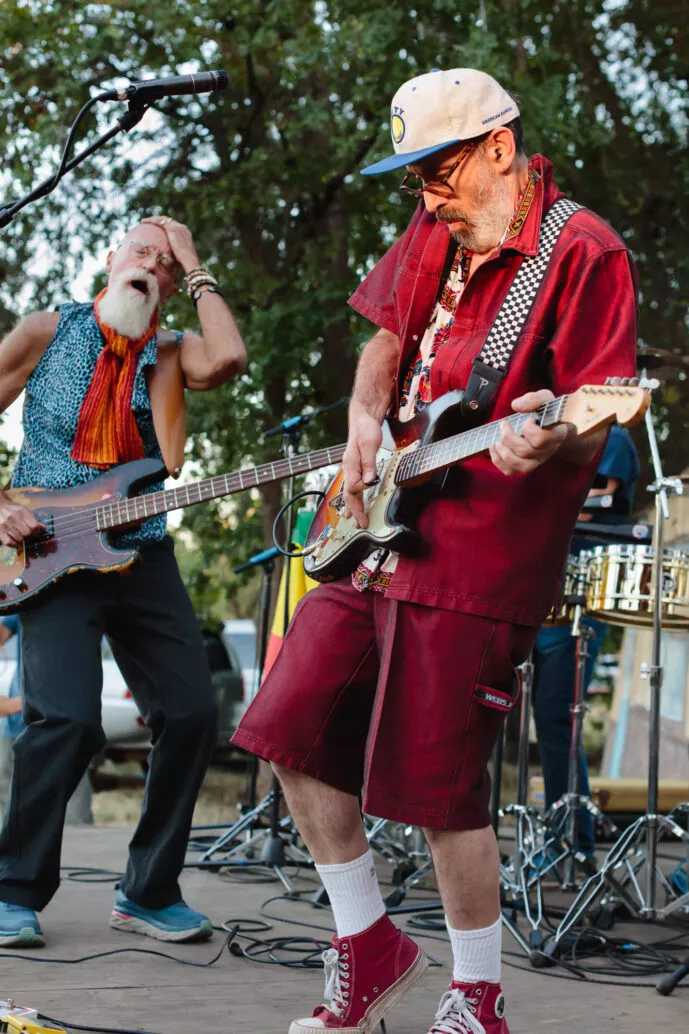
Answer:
[{"xmin": 500, "ymin": 154, "xmax": 563, "ymax": 257}]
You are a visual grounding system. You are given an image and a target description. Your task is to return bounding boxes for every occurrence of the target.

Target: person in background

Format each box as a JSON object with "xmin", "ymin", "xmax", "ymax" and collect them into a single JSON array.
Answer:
[
  {"xmin": 0, "ymin": 619, "xmax": 22, "ymax": 715},
  {"xmin": 0, "ymin": 617, "xmax": 23, "ymax": 813},
  {"xmin": 532, "ymin": 425, "xmax": 640, "ymax": 857}
]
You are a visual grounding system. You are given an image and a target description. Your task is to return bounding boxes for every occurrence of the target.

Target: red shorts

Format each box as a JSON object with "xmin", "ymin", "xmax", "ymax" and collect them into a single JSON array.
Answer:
[{"xmin": 232, "ymin": 579, "xmax": 536, "ymax": 830}]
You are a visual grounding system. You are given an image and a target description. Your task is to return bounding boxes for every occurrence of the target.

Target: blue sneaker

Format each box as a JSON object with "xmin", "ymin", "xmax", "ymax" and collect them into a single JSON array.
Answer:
[
  {"xmin": 110, "ymin": 890, "xmax": 212, "ymax": 943},
  {"xmin": 669, "ymin": 862, "xmax": 687, "ymax": 897},
  {"xmin": 0, "ymin": 901, "xmax": 44, "ymax": 947}
]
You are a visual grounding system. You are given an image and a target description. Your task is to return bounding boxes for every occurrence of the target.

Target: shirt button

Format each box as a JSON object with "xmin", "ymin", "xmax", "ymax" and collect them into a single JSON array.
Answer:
[{"xmin": 412, "ymin": 334, "xmax": 419, "ymax": 341}]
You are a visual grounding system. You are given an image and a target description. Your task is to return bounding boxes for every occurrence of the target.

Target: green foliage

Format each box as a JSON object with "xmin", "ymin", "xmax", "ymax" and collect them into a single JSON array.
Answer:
[{"xmin": 0, "ymin": 0, "xmax": 687, "ymax": 613}]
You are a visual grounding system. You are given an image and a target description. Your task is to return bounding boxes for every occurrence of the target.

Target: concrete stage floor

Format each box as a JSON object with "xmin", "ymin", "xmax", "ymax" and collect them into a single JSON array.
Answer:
[{"xmin": 0, "ymin": 827, "xmax": 687, "ymax": 1033}]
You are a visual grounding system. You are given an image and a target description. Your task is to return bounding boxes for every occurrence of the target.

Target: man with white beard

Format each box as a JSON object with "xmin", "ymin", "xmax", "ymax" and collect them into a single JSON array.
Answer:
[{"xmin": 0, "ymin": 216, "xmax": 247, "ymax": 947}]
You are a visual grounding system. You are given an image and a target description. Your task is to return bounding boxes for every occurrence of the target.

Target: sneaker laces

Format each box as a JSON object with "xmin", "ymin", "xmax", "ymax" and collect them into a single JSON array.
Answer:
[
  {"xmin": 321, "ymin": 947, "xmax": 350, "ymax": 1018},
  {"xmin": 430, "ymin": 988, "xmax": 485, "ymax": 1034}
]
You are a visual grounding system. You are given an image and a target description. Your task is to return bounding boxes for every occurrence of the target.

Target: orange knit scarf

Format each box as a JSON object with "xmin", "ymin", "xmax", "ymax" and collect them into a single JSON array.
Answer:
[{"xmin": 71, "ymin": 289, "xmax": 158, "ymax": 469}]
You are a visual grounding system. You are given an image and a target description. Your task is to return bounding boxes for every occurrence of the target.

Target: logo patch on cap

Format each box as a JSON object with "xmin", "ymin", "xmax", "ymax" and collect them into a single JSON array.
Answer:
[
  {"xmin": 391, "ymin": 105, "xmax": 406, "ymax": 144},
  {"xmin": 495, "ymin": 993, "xmax": 506, "ymax": 1019}
]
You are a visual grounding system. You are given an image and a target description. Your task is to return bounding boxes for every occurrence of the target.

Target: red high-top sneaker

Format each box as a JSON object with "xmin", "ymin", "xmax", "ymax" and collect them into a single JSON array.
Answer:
[
  {"xmin": 427, "ymin": 981, "xmax": 509, "ymax": 1034},
  {"xmin": 288, "ymin": 914, "xmax": 427, "ymax": 1032}
]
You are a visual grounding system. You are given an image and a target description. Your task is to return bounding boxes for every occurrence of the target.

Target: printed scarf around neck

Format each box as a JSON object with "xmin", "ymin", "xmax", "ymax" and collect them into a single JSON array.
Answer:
[{"xmin": 71, "ymin": 288, "xmax": 158, "ymax": 469}]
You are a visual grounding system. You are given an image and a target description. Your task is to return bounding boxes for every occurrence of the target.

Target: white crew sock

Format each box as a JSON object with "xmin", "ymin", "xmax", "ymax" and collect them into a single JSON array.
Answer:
[
  {"xmin": 315, "ymin": 850, "xmax": 386, "ymax": 937},
  {"xmin": 446, "ymin": 916, "xmax": 503, "ymax": 984}
]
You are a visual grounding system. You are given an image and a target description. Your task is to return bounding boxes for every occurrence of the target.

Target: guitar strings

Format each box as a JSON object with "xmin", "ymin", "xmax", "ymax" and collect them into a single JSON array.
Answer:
[
  {"xmin": 12, "ymin": 387, "xmax": 628, "ymax": 553},
  {"xmin": 15, "ymin": 445, "xmax": 348, "ymax": 547},
  {"xmin": 20, "ymin": 402, "xmax": 555, "ymax": 551},
  {"xmin": 11, "ymin": 400, "xmax": 564, "ymax": 550},
  {"xmin": 396, "ymin": 398, "xmax": 563, "ymax": 482}
]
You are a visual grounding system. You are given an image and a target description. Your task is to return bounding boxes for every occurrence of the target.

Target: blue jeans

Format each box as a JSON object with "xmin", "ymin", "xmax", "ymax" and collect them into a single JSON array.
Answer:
[{"xmin": 533, "ymin": 619, "xmax": 606, "ymax": 855}]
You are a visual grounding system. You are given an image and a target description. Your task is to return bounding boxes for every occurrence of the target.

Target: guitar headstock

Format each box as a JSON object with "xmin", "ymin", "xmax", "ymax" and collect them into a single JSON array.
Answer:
[{"xmin": 561, "ymin": 378, "xmax": 652, "ymax": 436}]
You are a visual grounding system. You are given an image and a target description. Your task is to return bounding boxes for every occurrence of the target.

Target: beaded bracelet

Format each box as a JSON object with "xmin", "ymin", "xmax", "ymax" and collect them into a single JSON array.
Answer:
[
  {"xmin": 183, "ymin": 266, "xmax": 212, "ymax": 286},
  {"xmin": 186, "ymin": 276, "xmax": 217, "ymax": 300}
]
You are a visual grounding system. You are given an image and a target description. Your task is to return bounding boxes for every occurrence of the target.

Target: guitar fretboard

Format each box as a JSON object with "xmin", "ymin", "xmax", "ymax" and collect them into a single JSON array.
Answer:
[
  {"xmin": 395, "ymin": 396, "xmax": 569, "ymax": 483},
  {"xmin": 95, "ymin": 445, "xmax": 346, "ymax": 532}
]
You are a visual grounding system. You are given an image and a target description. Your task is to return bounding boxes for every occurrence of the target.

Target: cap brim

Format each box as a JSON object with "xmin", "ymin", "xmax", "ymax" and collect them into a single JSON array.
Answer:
[{"xmin": 361, "ymin": 137, "xmax": 464, "ymax": 176}]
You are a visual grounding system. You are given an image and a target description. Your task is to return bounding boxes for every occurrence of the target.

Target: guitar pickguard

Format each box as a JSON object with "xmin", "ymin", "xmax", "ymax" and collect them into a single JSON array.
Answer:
[{"xmin": 304, "ymin": 441, "xmax": 419, "ymax": 577}]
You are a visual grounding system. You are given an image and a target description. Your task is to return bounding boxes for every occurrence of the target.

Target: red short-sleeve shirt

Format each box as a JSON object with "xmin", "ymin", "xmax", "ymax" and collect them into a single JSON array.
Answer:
[{"xmin": 348, "ymin": 155, "xmax": 638, "ymax": 626}]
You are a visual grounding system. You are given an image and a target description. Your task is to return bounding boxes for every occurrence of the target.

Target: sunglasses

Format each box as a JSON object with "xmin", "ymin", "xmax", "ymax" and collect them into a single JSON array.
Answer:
[{"xmin": 399, "ymin": 142, "xmax": 475, "ymax": 199}]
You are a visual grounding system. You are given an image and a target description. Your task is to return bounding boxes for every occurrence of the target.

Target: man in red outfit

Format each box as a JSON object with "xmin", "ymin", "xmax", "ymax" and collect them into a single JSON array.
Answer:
[{"xmin": 233, "ymin": 68, "xmax": 637, "ymax": 1033}]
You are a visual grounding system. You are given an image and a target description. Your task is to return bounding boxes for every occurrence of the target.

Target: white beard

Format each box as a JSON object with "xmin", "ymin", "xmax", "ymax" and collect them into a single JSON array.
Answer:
[{"xmin": 99, "ymin": 268, "xmax": 160, "ymax": 339}]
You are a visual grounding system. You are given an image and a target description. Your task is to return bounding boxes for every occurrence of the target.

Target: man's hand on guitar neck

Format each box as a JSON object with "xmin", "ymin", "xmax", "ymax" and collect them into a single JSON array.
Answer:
[
  {"xmin": 0, "ymin": 492, "xmax": 44, "ymax": 548},
  {"xmin": 490, "ymin": 389, "xmax": 606, "ymax": 475}
]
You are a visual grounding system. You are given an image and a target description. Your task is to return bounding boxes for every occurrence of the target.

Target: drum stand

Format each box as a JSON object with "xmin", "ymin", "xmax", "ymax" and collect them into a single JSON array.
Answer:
[
  {"xmin": 499, "ymin": 653, "xmax": 561, "ymax": 958},
  {"xmin": 544, "ymin": 605, "xmax": 618, "ymax": 890},
  {"xmin": 546, "ymin": 402, "xmax": 689, "ymax": 957}
]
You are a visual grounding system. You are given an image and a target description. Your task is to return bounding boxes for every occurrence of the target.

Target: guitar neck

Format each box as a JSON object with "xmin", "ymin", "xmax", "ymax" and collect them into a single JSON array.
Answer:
[
  {"xmin": 97, "ymin": 444, "xmax": 347, "ymax": 532},
  {"xmin": 396, "ymin": 395, "xmax": 570, "ymax": 483}
]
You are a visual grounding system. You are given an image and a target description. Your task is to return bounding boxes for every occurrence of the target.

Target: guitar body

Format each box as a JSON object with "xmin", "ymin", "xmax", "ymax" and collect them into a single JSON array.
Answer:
[
  {"xmin": 0, "ymin": 459, "xmax": 167, "ymax": 614},
  {"xmin": 303, "ymin": 391, "xmax": 470, "ymax": 583}
]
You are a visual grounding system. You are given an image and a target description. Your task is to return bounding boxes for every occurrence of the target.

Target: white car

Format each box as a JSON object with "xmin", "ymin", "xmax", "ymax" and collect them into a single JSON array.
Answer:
[
  {"xmin": 222, "ymin": 618, "xmax": 260, "ymax": 708},
  {"xmin": 0, "ymin": 634, "xmax": 148, "ymax": 744}
]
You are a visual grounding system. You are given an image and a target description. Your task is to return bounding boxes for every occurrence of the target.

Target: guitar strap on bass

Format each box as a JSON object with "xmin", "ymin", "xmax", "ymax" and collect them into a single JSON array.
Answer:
[{"xmin": 462, "ymin": 197, "xmax": 583, "ymax": 416}]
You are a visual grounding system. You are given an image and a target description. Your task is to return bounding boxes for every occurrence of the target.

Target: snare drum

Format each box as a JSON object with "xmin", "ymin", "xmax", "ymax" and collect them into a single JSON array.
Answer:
[
  {"xmin": 585, "ymin": 544, "xmax": 689, "ymax": 629},
  {"xmin": 544, "ymin": 552, "xmax": 591, "ymax": 626}
]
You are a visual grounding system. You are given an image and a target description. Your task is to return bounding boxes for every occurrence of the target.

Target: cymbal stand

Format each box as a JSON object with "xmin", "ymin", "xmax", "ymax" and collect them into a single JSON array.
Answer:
[
  {"xmin": 499, "ymin": 654, "xmax": 559, "ymax": 959},
  {"xmin": 544, "ymin": 595, "xmax": 619, "ymax": 890},
  {"xmin": 546, "ymin": 395, "xmax": 689, "ymax": 957}
]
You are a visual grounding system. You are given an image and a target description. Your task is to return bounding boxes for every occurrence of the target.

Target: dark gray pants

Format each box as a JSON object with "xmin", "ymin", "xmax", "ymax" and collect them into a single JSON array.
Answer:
[{"xmin": 0, "ymin": 538, "xmax": 217, "ymax": 911}]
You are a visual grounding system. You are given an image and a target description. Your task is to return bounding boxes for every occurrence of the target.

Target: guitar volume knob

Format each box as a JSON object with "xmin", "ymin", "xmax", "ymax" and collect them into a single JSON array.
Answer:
[{"xmin": 13, "ymin": 577, "xmax": 27, "ymax": 592}]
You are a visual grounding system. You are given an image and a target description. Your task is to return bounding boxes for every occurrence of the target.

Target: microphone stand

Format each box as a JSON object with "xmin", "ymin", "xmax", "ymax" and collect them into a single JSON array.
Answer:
[
  {"xmin": 188, "ymin": 401, "xmax": 348, "ymax": 887},
  {"xmin": 0, "ymin": 100, "xmax": 148, "ymax": 230}
]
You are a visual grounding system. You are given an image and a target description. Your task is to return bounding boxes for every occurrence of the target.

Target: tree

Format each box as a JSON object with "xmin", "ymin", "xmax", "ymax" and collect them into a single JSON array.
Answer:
[{"xmin": 0, "ymin": 1, "xmax": 686, "ymax": 617}]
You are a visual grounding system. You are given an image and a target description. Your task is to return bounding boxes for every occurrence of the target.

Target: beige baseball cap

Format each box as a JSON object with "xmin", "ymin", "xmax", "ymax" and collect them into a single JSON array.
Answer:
[{"xmin": 361, "ymin": 68, "xmax": 519, "ymax": 176}]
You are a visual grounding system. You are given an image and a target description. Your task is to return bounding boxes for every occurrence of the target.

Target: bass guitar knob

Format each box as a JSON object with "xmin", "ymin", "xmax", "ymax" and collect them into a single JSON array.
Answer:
[{"xmin": 12, "ymin": 577, "xmax": 27, "ymax": 592}]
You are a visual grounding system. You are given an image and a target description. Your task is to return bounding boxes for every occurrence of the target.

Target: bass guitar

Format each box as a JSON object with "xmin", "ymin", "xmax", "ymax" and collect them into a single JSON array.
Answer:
[
  {"xmin": 303, "ymin": 381, "xmax": 651, "ymax": 583},
  {"xmin": 0, "ymin": 443, "xmax": 345, "ymax": 614}
]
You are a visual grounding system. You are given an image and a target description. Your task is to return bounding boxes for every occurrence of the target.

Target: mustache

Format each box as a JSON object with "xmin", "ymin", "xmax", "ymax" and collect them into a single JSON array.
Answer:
[{"xmin": 435, "ymin": 209, "xmax": 471, "ymax": 225}]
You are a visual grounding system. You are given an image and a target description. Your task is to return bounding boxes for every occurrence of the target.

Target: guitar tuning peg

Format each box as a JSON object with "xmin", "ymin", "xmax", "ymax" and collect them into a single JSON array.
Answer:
[
  {"xmin": 620, "ymin": 378, "xmax": 630, "ymax": 386},
  {"xmin": 629, "ymin": 377, "xmax": 639, "ymax": 386},
  {"xmin": 608, "ymin": 377, "xmax": 622, "ymax": 386},
  {"xmin": 604, "ymin": 376, "xmax": 611, "ymax": 385}
]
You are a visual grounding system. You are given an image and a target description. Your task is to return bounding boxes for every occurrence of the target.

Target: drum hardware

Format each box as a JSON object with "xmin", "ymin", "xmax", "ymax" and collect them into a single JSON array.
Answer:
[
  {"xmin": 544, "ymin": 605, "xmax": 619, "ymax": 891},
  {"xmin": 498, "ymin": 653, "xmax": 562, "ymax": 960},
  {"xmin": 546, "ymin": 386, "xmax": 689, "ymax": 958}
]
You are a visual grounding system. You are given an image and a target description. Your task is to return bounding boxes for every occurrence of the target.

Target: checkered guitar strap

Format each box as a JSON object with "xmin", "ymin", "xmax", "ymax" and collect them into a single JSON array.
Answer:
[{"xmin": 463, "ymin": 197, "xmax": 583, "ymax": 415}]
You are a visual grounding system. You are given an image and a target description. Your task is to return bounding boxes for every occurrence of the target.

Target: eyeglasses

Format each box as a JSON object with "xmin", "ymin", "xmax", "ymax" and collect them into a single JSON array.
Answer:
[
  {"xmin": 126, "ymin": 241, "xmax": 178, "ymax": 273},
  {"xmin": 399, "ymin": 142, "xmax": 475, "ymax": 199}
]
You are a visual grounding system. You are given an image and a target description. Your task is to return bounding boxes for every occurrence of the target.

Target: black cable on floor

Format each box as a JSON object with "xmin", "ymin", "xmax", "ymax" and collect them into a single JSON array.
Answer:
[
  {"xmin": 0, "ymin": 931, "xmax": 237, "ymax": 969},
  {"xmin": 38, "ymin": 1012, "xmax": 160, "ymax": 1034},
  {"xmin": 60, "ymin": 867, "xmax": 123, "ymax": 884}
]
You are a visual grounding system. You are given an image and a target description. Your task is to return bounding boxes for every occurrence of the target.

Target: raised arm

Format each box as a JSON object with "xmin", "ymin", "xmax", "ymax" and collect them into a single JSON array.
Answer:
[
  {"xmin": 343, "ymin": 327, "xmax": 401, "ymax": 528},
  {"xmin": 142, "ymin": 216, "xmax": 247, "ymax": 391}
]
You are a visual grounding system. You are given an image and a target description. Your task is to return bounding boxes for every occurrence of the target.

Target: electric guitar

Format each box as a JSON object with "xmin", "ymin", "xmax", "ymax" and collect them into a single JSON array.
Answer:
[
  {"xmin": 303, "ymin": 381, "xmax": 651, "ymax": 583},
  {"xmin": 0, "ymin": 443, "xmax": 346, "ymax": 614}
]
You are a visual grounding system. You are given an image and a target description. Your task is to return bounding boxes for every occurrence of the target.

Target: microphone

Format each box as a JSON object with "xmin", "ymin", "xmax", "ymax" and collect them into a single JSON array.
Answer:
[
  {"xmin": 233, "ymin": 546, "xmax": 281, "ymax": 575},
  {"xmin": 101, "ymin": 70, "xmax": 229, "ymax": 104}
]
